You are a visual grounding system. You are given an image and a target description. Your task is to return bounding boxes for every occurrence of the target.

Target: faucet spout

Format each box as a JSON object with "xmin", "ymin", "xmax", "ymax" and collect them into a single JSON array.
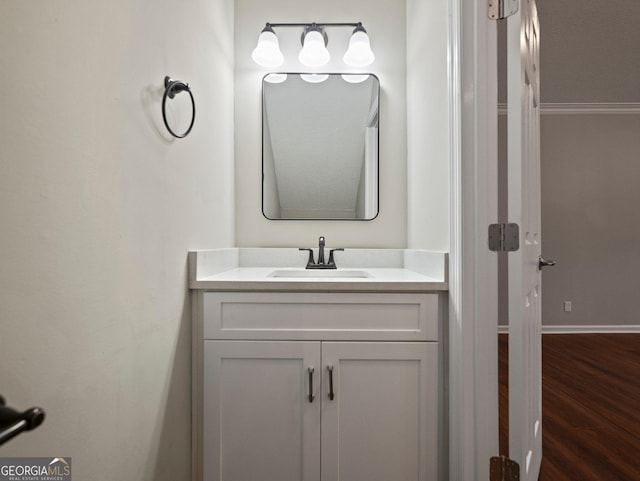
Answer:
[{"xmin": 318, "ymin": 236, "xmax": 326, "ymax": 265}]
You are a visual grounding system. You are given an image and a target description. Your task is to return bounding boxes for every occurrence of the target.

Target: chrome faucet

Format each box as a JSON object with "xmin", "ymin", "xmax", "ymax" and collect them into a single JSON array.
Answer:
[{"xmin": 299, "ymin": 236, "xmax": 344, "ymax": 269}]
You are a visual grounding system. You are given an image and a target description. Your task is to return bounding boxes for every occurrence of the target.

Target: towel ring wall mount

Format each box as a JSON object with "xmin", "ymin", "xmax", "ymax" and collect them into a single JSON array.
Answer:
[{"xmin": 162, "ymin": 76, "xmax": 196, "ymax": 139}]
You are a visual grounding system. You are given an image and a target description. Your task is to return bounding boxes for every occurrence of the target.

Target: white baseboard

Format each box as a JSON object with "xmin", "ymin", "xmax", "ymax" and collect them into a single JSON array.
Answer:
[
  {"xmin": 497, "ymin": 102, "xmax": 640, "ymax": 115},
  {"xmin": 498, "ymin": 324, "xmax": 640, "ymax": 334}
]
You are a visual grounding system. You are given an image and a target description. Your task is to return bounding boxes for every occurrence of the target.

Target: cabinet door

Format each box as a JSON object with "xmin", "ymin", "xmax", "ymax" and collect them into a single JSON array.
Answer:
[
  {"xmin": 321, "ymin": 342, "xmax": 437, "ymax": 481},
  {"xmin": 204, "ymin": 341, "xmax": 321, "ymax": 481}
]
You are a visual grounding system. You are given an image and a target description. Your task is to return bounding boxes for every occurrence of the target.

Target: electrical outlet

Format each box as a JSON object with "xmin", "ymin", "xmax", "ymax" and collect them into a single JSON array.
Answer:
[{"xmin": 564, "ymin": 301, "xmax": 572, "ymax": 312}]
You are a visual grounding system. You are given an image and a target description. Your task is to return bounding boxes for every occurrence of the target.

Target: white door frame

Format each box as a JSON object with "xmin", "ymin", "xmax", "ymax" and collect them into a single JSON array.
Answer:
[{"xmin": 448, "ymin": 0, "xmax": 499, "ymax": 480}]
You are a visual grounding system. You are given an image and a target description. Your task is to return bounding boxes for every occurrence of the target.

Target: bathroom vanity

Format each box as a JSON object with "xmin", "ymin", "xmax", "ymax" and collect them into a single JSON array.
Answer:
[{"xmin": 189, "ymin": 248, "xmax": 448, "ymax": 481}]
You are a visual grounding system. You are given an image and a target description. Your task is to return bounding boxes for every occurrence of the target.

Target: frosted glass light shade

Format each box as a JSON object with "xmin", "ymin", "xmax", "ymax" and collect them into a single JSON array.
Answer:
[
  {"xmin": 343, "ymin": 30, "xmax": 375, "ymax": 67},
  {"xmin": 252, "ymin": 29, "xmax": 284, "ymax": 67},
  {"xmin": 298, "ymin": 30, "xmax": 330, "ymax": 67}
]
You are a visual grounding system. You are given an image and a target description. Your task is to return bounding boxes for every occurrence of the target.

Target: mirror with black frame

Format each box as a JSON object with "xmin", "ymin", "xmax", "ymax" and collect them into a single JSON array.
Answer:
[{"xmin": 262, "ymin": 73, "xmax": 379, "ymax": 220}]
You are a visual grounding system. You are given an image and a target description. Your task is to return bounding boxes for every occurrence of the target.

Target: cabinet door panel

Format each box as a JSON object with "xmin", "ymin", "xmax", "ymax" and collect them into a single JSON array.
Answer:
[
  {"xmin": 321, "ymin": 342, "xmax": 437, "ymax": 481},
  {"xmin": 204, "ymin": 341, "xmax": 321, "ymax": 481}
]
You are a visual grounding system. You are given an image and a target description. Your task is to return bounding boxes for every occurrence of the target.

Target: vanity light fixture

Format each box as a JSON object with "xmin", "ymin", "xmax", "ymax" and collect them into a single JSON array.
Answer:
[
  {"xmin": 251, "ymin": 24, "xmax": 284, "ymax": 67},
  {"xmin": 252, "ymin": 22, "xmax": 375, "ymax": 68},
  {"xmin": 298, "ymin": 24, "xmax": 330, "ymax": 67},
  {"xmin": 343, "ymin": 24, "xmax": 375, "ymax": 67}
]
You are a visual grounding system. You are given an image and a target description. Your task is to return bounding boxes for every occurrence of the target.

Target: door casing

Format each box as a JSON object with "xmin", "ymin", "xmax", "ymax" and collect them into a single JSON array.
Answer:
[{"xmin": 448, "ymin": 0, "xmax": 500, "ymax": 480}]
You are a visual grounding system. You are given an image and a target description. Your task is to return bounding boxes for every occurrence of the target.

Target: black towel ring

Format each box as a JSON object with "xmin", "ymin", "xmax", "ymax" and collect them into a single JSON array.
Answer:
[{"xmin": 162, "ymin": 76, "xmax": 196, "ymax": 139}]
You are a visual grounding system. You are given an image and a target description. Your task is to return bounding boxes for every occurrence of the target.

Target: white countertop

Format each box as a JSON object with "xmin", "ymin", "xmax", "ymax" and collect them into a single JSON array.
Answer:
[{"xmin": 189, "ymin": 249, "xmax": 448, "ymax": 293}]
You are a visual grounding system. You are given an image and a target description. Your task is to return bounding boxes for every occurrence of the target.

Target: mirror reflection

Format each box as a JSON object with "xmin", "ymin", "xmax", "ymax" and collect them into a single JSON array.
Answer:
[{"xmin": 262, "ymin": 73, "xmax": 379, "ymax": 220}]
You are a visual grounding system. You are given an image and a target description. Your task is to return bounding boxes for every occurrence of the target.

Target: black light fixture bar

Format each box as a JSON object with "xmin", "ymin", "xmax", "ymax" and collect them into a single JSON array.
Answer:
[
  {"xmin": 264, "ymin": 22, "xmax": 363, "ymax": 29},
  {"xmin": 252, "ymin": 21, "xmax": 374, "ymax": 68}
]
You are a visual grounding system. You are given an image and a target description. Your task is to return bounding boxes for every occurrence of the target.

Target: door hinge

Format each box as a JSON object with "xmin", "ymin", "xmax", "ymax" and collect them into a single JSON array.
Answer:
[
  {"xmin": 488, "ymin": 0, "xmax": 519, "ymax": 20},
  {"xmin": 490, "ymin": 456, "xmax": 520, "ymax": 481},
  {"xmin": 488, "ymin": 223, "xmax": 519, "ymax": 252}
]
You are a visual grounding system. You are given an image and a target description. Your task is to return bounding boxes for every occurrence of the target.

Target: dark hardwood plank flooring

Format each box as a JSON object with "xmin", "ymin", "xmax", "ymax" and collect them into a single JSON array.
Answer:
[{"xmin": 499, "ymin": 333, "xmax": 640, "ymax": 481}]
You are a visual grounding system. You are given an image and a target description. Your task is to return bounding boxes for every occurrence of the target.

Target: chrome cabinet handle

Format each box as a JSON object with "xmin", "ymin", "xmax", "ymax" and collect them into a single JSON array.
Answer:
[
  {"xmin": 327, "ymin": 365, "xmax": 335, "ymax": 400},
  {"xmin": 308, "ymin": 368, "xmax": 315, "ymax": 403},
  {"xmin": 538, "ymin": 256, "xmax": 556, "ymax": 270}
]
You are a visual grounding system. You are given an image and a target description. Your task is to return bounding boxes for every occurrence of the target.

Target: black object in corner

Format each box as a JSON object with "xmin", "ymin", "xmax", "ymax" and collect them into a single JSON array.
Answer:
[{"xmin": 0, "ymin": 395, "xmax": 46, "ymax": 446}]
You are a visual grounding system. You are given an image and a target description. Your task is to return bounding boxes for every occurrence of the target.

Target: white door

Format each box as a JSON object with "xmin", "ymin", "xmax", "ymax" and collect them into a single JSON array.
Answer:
[
  {"xmin": 507, "ymin": 0, "xmax": 543, "ymax": 479},
  {"xmin": 320, "ymin": 342, "xmax": 438, "ymax": 481},
  {"xmin": 203, "ymin": 341, "xmax": 321, "ymax": 481}
]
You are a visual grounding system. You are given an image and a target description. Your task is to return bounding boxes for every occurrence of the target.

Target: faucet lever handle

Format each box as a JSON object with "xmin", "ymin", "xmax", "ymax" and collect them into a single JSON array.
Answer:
[
  {"xmin": 328, "ymin": 248, "xmax": 344, "ymax": 267},
  {"xmin": 299, "ymin": 248, "xmax": 316, "ymax": 268}
]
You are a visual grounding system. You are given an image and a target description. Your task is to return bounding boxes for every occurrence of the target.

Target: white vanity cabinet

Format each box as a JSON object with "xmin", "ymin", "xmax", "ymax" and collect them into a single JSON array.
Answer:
[
  {"xmin": 320, "ymin": 341, "xmax": 437, "ymax": 481},
  {"xmin": 203, "ymin": 340, "xmax": 321, "ymax": 481},
  {"xmin": 194, "ymin": 291, "xmax": 443, "ymax": 481}
]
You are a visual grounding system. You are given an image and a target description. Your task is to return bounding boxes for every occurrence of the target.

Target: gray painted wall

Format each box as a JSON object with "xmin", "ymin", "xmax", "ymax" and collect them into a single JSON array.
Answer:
[
  {"xmin": 499, "ymin": 113, "xmax": 640, "ymax": 328},
  {"xmin": 540, "ymin": 113, "xmax": 640, "ymax": 327}
]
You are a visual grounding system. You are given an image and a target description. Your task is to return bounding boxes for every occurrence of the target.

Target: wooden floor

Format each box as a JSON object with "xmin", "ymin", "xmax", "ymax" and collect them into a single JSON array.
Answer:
[{"xmin": 499, "ymin": 333, "xmax": 640, "ymax": 481}]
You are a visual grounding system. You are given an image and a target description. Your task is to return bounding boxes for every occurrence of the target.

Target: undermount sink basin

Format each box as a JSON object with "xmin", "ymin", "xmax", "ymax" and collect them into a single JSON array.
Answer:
[{"xmin": 268, "ymin": 269, "xmax": 371, "ymax": 279}]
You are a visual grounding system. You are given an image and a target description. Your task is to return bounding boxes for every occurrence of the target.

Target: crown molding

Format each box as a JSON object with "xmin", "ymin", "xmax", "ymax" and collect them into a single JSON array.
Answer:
[{"xmin": 498, "ymin": 102, "xmax": 640, "ymax": 115}]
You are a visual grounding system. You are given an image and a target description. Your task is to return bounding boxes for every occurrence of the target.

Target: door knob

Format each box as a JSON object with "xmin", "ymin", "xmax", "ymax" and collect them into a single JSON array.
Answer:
[{"xmin": 538, "ymin": 256, "xmax": 556, "ymax": 270}]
